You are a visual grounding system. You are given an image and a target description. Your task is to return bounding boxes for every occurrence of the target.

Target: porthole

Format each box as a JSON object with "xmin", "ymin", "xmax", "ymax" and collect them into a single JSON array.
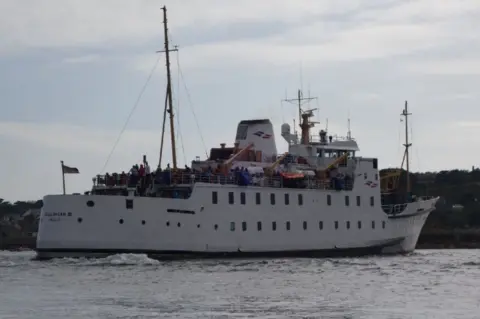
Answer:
[
  {"xmin": 141, "ymin": 220, "xmax": 146, "ymax": 225},
  {"xmin": 119, "ymin": 219, "xmax": 124, "ymax": 224},
  {"xmin": 86, "ymin": 200, "xmax": 94, "ymax": 207},
  {"xmin": 166, "ymin": 221, "xmax": 170, "ymax": 226},
  {"xmin": 77, "ymin": 217, "xmax": 83, "ymax": 223},
  {"xmin": 177, "ymin": 222, "xmax": 181, "ymax": 227},
  {"xmin": 197, "ymin": 224, "xmax": 201, "ymax": 228},
  {"xmin": 214, "ymin": 224, "xmax": 218, "ymax": 230}
]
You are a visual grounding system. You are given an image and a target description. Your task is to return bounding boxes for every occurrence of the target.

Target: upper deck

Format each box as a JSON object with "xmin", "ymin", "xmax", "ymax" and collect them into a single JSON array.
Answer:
[{"xmin": 89, "ymin": 170, "xmax": 354, "ymax": 197}]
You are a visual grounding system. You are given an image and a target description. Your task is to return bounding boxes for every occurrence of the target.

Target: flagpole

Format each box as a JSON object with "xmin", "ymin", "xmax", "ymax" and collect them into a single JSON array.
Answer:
[{"xmin": 61, "ymin": 160, "xmax": 66, "ymax": 195}]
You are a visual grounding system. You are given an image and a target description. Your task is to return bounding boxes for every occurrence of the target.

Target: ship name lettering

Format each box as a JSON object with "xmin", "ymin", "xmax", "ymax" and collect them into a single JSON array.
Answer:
[{"xmin": 44, "ymin": 212, "xmax": 72, "ymax": 217}]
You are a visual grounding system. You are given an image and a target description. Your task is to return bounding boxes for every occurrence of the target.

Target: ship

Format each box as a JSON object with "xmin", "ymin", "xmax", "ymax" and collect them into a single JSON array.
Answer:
[{"xmin": 35, "ymin": 6, "xmax": 438, "ymax": 260}]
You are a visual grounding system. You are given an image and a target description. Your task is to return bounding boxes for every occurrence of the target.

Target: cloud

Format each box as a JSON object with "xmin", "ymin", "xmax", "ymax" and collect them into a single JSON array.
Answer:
[
  {"xmin": 62, "ymin": 54, "xmax": 100, "ymax": 64},
  {"xmin": 0, "ymin": 0, "xmax": 365, "ymax": 55},
  {"xmin": 2, "ymin": 0, "xmax": 477, "ymax": 65},
  {"xmin": 405, "ymin": 58, "xmax": 480, "ymax": 75},
  {"xmin": 453, "ymin": 121, "xmax": 480, "ymax": 128}
]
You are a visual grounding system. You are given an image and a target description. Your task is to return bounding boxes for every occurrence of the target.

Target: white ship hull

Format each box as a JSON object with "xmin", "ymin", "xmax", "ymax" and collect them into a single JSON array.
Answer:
[{"xmin": 35, "ymin": 183, "xmax": 438, "ymax": 260}]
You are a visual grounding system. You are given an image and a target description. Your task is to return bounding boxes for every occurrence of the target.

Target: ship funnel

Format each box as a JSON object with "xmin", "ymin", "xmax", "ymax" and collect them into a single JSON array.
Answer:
[{"xmin": 234, "ymin": 119, "xmax": 277, "ymax": 158}]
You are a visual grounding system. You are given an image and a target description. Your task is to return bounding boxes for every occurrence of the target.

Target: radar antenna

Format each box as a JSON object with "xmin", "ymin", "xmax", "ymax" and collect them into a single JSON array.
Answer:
[{"xmin": 283, "ymin": 89, "xmax": 318, "ymax": 144}]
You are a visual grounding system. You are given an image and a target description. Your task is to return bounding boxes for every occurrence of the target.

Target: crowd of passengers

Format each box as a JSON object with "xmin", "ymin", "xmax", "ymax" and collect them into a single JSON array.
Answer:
[
  {"xmin": 96, "ymin": 159, "xmax": 353, "ymax": 193},
  {"xmin": 97, "ymin": 162, "xmax": 278, "ymax": 188}
]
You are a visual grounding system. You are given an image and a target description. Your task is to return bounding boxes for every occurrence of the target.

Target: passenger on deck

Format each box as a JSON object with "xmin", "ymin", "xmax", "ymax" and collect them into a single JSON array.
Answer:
[
  {"xmin": 120, "ymin": 171, "xmax": 127, "ymax": 185},
  {"xmin": 145, "ymin": 162, "xmax": 151, "ymax": 175},
  {"xmin": 105, "ymin": 173, "xmax": 111, "ymax": 186}
]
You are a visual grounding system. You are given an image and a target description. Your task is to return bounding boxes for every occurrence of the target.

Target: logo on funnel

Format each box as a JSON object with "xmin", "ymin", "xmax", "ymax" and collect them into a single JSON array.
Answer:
[{"xmin": 253, "ymin": 131, "xmax": 271, "ymax": 139}]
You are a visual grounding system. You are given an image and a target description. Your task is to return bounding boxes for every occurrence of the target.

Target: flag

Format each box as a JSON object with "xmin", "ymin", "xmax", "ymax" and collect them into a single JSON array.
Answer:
[{"xmin": 62, "ymin": 164, "xmax": 79, "ymax": 174}]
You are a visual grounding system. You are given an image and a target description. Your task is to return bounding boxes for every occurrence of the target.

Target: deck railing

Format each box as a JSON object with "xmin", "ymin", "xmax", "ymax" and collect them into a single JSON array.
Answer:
[{"xmin": 92, "ymin": 172, "xmax": 353, "ymax": 191}]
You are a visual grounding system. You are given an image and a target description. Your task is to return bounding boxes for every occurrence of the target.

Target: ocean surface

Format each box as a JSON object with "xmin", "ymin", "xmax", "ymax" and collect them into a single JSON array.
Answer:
[{"xmin": 0, "ymin": 250, "xmax": 479, "ymax": 319}]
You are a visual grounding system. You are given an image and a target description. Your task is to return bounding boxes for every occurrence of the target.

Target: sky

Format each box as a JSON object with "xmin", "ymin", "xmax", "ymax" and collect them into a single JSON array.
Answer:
[{"xmin": 0, "ymin": 0, "xmax": 479, "ymax": 201}]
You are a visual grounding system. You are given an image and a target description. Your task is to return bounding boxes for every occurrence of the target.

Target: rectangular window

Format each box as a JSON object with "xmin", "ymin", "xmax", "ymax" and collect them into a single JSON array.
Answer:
[
  {"xmin": 212, "ymin": 191, "xmax": 218, "ymax": 204},
  {"xmin": 240, "ymin": 192, "xmax": 246, "ymax": 205},
  {"xmin": 230, "ymin": 222, "xmax": 235, "ymax": 231},
  {"xmin": 272, "ymin": 221, "xmax": 277, "ymax": 231},
  {"xmin": 228, "ymin": 192, "xmax": 234, "ymax": 204},
  {"xmin": 298, "ymin": 194, "xmax": 303, "ymax": 206},
  {"xmin": 327, "ymin": 195, "xmax": 332, "ymax": 206},
  {"xmin": 270, "ymin": 193, "xmax": 276, "ymax": 205},
  {"xmin": 370, "ymin": 196, "xmax": 374, "ymax": 207},
  {"xmin": 257, "ymin": 221, "xmax": 262, "ymax": 231},
  {"xmin": 345, "ymin": 196, "xmax": 350, "ymax": 206},
  {"xmin": 242, "ymin": 221, "xmax": 247, "ymax": 231},
  {"xmin": 356, "ymin": 196, "xmax": 361, "ymax": 206},
  {"xmin": 256, "ymin": 192, "xmax": 261, "ymax": 205},
  {"xmin": 372, "ymin": 221, "xmax": 376, "ymax": 229},
  {"xmin": 303, "ymin": 221, "xmax": 307, "ymax": 230},
  {"xmin": 382, "ymin": 221, "xmax": 386, "ymax": 229},
  {"xmin": 346, "ymin": 221, "xmax": 350, "ymax": 229},
  {"xmin": 334, "ymin": 221, "xmax": 339, "ymax": 229},
  {"xmin": 284, "ymin": 193, "xmax": 290, "ymax": 205},
  {"xmin": 319, "ymin": 221, "xmax": 323, "ymax": 230},
  {"xmin": 358, "ymin": 221, "xmax": 362, "ymax": 229},
  {"xmin": 286, "ymin": 221, "xmax": 291, "ymax": 230},
  {"xmin": 235, "ymin": 124, "xmax": 248, "ymax": 140},
  {"xmin": 126, "ymin": 199, "xmax": 133, "ymax": 209}
]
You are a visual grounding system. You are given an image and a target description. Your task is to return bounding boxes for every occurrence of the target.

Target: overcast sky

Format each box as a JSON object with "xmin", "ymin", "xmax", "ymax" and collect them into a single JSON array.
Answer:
[{"xmin": 1, "ymin": 0, "xmax": 479, "ymax": 201}]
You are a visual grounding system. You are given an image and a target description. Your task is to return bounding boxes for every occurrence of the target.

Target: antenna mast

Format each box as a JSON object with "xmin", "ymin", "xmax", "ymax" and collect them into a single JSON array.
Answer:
[
  {"xmin": 401, "ymin": 101, "xmax": 412, "ymax": 194},
  {"xmin": 158, "ymin": 6, "xmax": 179, "ymax": 170},
  {"xmin": 283, "ymin": 89, "xmax": 318, "ymax": 144},
  {"xmin": 347, "ymin": 116, "xmax": 352, "ymax": 140}
]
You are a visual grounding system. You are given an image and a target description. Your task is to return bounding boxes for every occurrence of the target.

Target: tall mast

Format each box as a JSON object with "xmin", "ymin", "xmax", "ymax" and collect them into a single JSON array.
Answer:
[
  {"xmin": 283, "ymin": 89, "xmax": 317, "ymax": 144},
  {"xmin": 401, "ymin": 101, "xmax": 412, "ymax": 193},
  {"xmin": 160, "ymin": 6, "xmax": 178, "ymax": 169}
]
